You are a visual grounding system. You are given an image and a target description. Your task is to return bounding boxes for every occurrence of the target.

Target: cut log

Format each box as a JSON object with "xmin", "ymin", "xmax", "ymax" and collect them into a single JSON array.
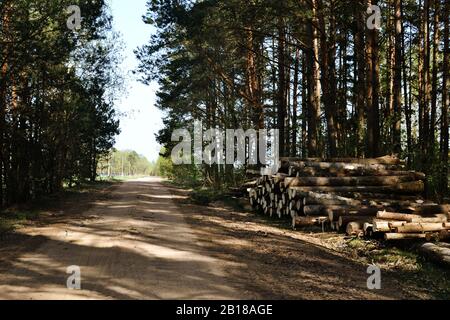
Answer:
[
  {"xmin": 287, "ymin": 175, "xmax": 418, "ymax": 187},
  {"xmin": 372, "ymin": 220, "xmax": 407, "ymax": 232},
  {"xmin": 280, "ymin": 155, "xmax": 402, "ymax": 165},
  {"xmin": 388, "ymin": 221, "xmax": 408, "ymax": 228},
  {"xmin": 338, "ymin": 216, "xmax": 373, "ymax": 228},
  {"xmin": 364, "ymin": 222, "xmax": 373, "ymax": 233},
  {"xmin": 301, "ymin": 191, "xmax": 360, "ymax": 206},
  {"xmin": 409, "ymin": 216, "xmax": 448, "ymax": 223},
  {"xmin": 304, "ymin": 205, "xmax": 350, "ymax": 217},
  {"xmin": 395, "ymin": 223, "xmax": 445, "ymax": 233},
  {"xmin": 377, "ymin": 211, "xmax": 421, "ymax": 222},
  {"xmin": 329, "ymin": 207, "xmax": 385, "ymax": 222},
  {"xmin": 373, "ymin": 220, "xmax": 394, "ymax": 232},
  {"xmin": 242, "ymin": 180, "xmax": 258, "ymax": 189},
  {"xmin": 438, "ymin": 230, "xmax": 450, "ymax": 241},
  {"xmin": 346, "ymin": 222, "xmax": 364, "ymax": 236},
  {"xmin": 351, "ymin": 193, "xmax": 425, "ymax": 201},
  {"xmin": 419, "ymin": 243, "xmax": 450, "ymax": 267},
  {"xmin": 409, "ymin": 204, "xmax": 450, "ymax": 215},
  {"xmin": 287, "ymin": 181, "xmax": 424, "ymax": 194},
  {"xmin": 288, "ymin": 165, "xmax": 424, "ymax": 179},
  {"xmin": 384, "ymin": 233, "xmax": 428, "ymax": 240},
  {"xmin": 292, "ymin": 216, "xmax": 328, "ymax": 229}
]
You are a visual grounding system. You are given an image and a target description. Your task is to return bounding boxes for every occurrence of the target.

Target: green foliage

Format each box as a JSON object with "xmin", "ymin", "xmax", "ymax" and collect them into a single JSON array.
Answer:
[
  {"xmin": 135, "ymin": 0, "xmax": 449, "ymax": 200},
  {"xmin": 0, "ymin": 0, "xmax": 122, "ymax": 206},
  {"xmin": 98, "ymin": 149, "xmax": 156, "ymax": 177}
]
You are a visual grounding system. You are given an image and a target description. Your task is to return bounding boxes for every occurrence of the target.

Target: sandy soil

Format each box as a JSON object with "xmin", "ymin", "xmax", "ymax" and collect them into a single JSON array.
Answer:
[{"xmin": 0, "ymin": 178, "xmax": 444, "ymax": 299}]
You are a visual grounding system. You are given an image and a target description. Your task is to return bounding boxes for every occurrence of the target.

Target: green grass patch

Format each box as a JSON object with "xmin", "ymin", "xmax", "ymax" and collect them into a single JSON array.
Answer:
[
  {"xmin": 61, "ymin": 179, "xmax": 117, "ymax": 195},
  {"xmin": 163, "ymin": 179, "xmax": 247, "ymax": 211},
  {"xmin": 0, "ymin": 209, "xmax": 40, "ymax": 235},
  {"xmin": 347, "ymin": 238, "xmax": 421, "ymax": 269},
  {"xmin": 188, "ymin": 187, "xmax": 247, "ymax": 211},
  {"xmin": 97, "ymin": 175, "xmax": 149, "ymax": 182},
  {"xmin": 345, "ymin": 237, "xmax": 450, "ymax": 299},
  {"xmin": 0, "ymin": 179, "xmax": 119, "ymax": 236}
]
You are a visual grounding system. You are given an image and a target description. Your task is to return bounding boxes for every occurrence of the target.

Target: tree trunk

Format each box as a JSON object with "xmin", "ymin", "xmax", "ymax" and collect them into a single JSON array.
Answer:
[
  {"xmin": 301, "ymin": 53, "xmax": 308, "ymax": 157},
  {"xmin": 307, "ymin": 0, "xmax": 321, "ymax": 157},
  {"xmin": 422, "ymin": 0, "xmax": 432, "ymax": 175},
  {"xmin": 354, "ymin": 0, "xmax": 366, "ymax": 157},
  {"xmin": 366, "ymin": 0, "xmax": 381, "ymax": 157},
  {"xmin": 392, "ymin": 0, "xmax": 402, "ymax": 154},
  {"xmin": 318, "ymin": 0, "xmax": 338, "ymax": 157},
  {"xmin": 277, "ymin": 22, "xmax": 287, "ymax": 157},
  {"xmin": 430, "ymin": 0, "xmax": 439, "ymax": 148},
  {"xmin": 292, "ymin": 48, "xmax": 300, "ymax": 157},
  {"xmin": 440, "ymin": 0, "xmax": 449, "ymax": 197},
  {"xmin": 401, "ymin": 1, "xmax": 412, "ymax": 163}
]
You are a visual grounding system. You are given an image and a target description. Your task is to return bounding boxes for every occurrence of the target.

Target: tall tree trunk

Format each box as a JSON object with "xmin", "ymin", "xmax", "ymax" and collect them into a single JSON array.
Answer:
[
  {"xmin": 339, "ymin": 30, "xmax": 348, "ymax": 154},
  {"xmin": 292, "ymin": 48, "xmax": 300, "ymax": 157},
  {"xmin": 318, "ymin": 0, "xmax": 338, "ymax": 157},
  {"xmin": 430, "ymin": 0, "xmax": 440, "ymax": 150},
  {"xmin": 401, "ymin": 2, "xmax": 412, "ymax": 164},
  {"xmin": 301, "ymin": 52, "xmax": 308, "ymax": 158},
  {"xmin": 366, "ymin": 0, "xmax": 381, "ymax": 157},
  {"xmin": 440, "ymin": 0, "xmax": 449, "ymax": 197},
  {"xmin": 386, "ymin": 2, "xmax": 394, "ymax": 148},
  {"xmin": 354, "ymin": 0, "xmax": 366, "ymax": 157},
  {"xmin": 392, "ymin": 0, "xmax": 402, "ymax": 154},
  {"xmin": 422, "ymin": 0, "xmax": 431, "ymax": 164},
  {"xmin": 418, "ymin": 0, "xmax": 425, "ymax": 150},
  {"xmin": 277, "ymin": 22, "xmax": 287, "ymax": 157},
  {"xmin": 245, "ymin": 26, "xmax": 264, "ymax": 135},
  {"xmin": 307, "ymin": 0, "xmax": 321, "ymax": 157},
  {"xmin": 0, "ymin": 0, "xmax": 12, "ymax": 207}
]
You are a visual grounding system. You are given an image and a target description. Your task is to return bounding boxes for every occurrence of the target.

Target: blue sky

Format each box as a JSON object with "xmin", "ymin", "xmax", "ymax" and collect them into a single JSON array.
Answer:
[{"xmin": 109, "ymin": 0, "xmax": 163, "ymax": 162}]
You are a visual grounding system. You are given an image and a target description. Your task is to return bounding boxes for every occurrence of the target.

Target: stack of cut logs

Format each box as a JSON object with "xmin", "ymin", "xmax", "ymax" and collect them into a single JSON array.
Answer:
[{"xmin": 247, "ymin": 155, "xmax": 450, "ymax": 241}]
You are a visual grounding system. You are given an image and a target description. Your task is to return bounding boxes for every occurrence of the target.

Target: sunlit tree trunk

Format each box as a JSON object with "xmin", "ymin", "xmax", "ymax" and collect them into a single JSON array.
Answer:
[
  {"xmin": 392, "ymin": 0, "xmax": 402, "ymax": 154},
  {"xmin": 307, "ymin": 0, "xmax": 321, "ymax": 157},
  {"xmin": 366, "ymin": 0, "xmax": 380, "ymax": 157},
  {"xmin": 440, "ymin": 0, "xmax": 449, "ymax": 197}
]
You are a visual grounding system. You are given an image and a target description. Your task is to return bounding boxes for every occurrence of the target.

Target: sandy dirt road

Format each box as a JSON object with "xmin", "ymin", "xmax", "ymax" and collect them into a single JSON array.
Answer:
[
  {"xmin": 0, "ymin": 178, "xmax": 444, "ymax": 299},
  {"xmin": 0, "ymin": 178, "xmax": 244, "ymax": 299}
]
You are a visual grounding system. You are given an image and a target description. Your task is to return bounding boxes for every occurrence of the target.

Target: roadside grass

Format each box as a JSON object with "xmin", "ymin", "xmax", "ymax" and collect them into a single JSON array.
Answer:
[
  {"xmin": 0, "ymin": 209, "xmax": 40, "ymax": 235},
  {"xmin": 164, "ymin": 181, "xmax": 249, "ymax": 212},
  {"xmin": 0, "ymin": 179, "xmax": 119, "ymax": 236},
  {"xmin": 343, "ymin": 237, "xmax": 450, "ymax": 299},
  {"xmin": 346, "ymin": 238, "xmax": 421, "ymax": 269},
  {"xmin": 97, "ymin": 175, "xmax": 150, "ymax": 182}
]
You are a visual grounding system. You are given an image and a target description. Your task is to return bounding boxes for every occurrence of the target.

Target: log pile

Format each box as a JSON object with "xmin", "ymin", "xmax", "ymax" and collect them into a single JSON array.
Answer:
[
  {"xmin": 247, "ymin": 155, "xmax": 450, "ymax": 242},
  {"xmin": 368, "ymin": 209, "xmax": 450, "ymax": 241}
]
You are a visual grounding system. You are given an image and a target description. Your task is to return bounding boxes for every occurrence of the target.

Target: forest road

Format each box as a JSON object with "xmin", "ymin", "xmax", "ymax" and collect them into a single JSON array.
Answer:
[
  {"xmin": 0, "ymin": 177, "xmax": 432, "ymax": 300},
  {"xmin": 0, "ymin": 177, "xmax": 244, "ymax": 299}
]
